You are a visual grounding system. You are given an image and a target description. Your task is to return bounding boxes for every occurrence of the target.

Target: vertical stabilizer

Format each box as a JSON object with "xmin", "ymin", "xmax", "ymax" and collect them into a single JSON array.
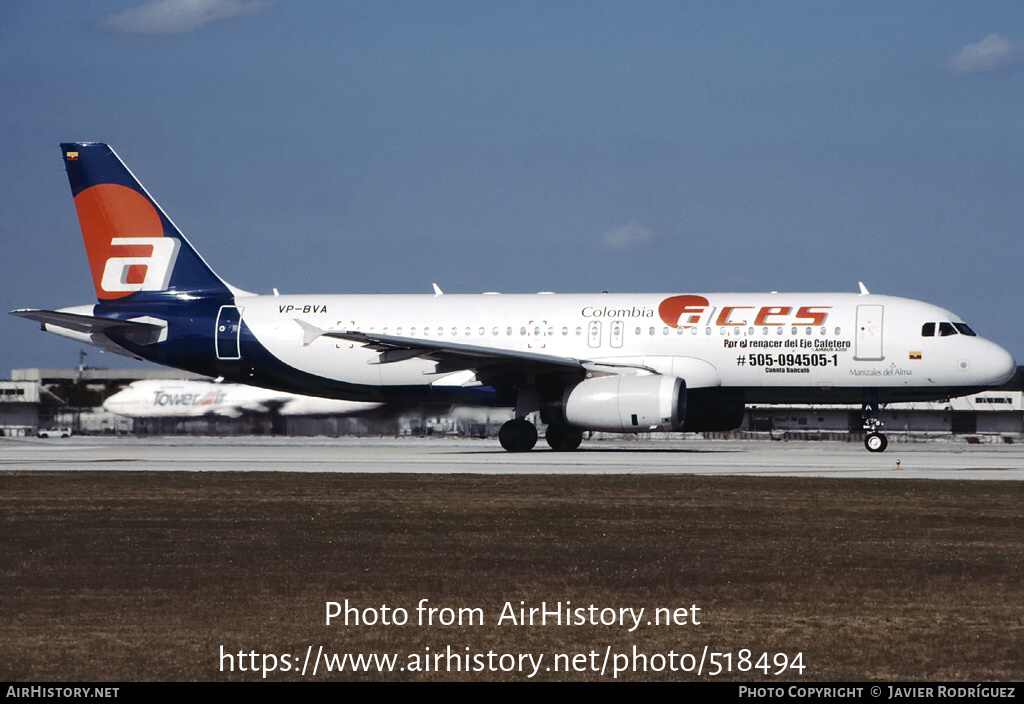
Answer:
[{"xmin": 60, "ymin": 142, "xmax": 237, "ymax": 302}]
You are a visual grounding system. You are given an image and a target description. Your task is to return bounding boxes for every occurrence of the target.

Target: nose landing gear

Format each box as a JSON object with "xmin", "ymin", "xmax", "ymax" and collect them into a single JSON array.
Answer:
[{"xmin": 862, "ymin": 402, "xmax": 888, "ymax": 452}]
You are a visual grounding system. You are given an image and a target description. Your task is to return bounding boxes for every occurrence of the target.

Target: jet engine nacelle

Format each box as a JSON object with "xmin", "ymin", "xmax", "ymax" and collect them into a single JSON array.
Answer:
[{"xmin": 561, "ymin": 374, "xmax": 686, "ymax": 433}]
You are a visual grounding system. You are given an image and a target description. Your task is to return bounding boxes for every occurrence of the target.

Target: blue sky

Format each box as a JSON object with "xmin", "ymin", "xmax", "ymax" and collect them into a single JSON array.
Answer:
[{"xmin": 2, "ymin": 1, "xmax": 1022, "ymax": 371}]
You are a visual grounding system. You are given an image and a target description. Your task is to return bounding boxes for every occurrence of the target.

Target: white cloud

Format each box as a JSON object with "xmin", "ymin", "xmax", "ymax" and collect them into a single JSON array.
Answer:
[
  {"xmin": 601, "ymin": 221, "xmax": 654, "ymax": 250},
  {"xmin": 948, "ymin": 33, "xmax": 1024, "ymax": 74},
  {"xmin": 98, "ymin": 0, "xmax": 271, "ymax": 34}
]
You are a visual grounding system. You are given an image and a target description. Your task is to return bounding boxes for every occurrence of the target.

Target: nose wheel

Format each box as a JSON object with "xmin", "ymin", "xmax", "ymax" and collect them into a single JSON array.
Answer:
[
  {"xmin": 864, "ymin": 432, "xmax": 888, "ymax": 452},
  {"xmin": 862, "ymin": 402, "xmax": 888, "ymax": 452}
]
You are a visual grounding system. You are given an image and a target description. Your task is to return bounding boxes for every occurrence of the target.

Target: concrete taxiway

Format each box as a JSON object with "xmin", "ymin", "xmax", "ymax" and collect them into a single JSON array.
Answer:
[{"xmin": 1, "ymin": 436, "xmax": 1021, "ymax": 479}]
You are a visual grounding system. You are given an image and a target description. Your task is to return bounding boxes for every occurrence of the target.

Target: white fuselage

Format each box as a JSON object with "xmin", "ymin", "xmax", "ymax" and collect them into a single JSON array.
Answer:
[{"xmin": 234, "ymin": 291, "xmax": 1015, "ymax": 403}]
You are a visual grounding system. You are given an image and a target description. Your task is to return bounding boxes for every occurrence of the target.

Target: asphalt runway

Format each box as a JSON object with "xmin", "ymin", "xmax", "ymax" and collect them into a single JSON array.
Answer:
[{"xmin": 2, "ymin": 435, "xmax": 1021, "ymax": 479}]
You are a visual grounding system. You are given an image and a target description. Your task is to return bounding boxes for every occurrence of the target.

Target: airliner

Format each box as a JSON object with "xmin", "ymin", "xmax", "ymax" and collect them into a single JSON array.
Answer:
[
  {"xmin": 11, "ymin": 143, "xmax": 1017, "ymax": 452},
  {"xmin": 103, "ymin": 379, "xmax": 382, "ymax": 419}
]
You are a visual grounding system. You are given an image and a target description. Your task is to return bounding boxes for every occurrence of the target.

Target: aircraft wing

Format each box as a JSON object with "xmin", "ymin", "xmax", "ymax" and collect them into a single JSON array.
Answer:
[
  {"xmin": 11, "ymin": 309, "xmax": 166, "ymax": 345},
  {"xmin": 318, "ymin": 328, "xmax": 582, "ymax": 374},
  {"xmin": 296, "ymin": 320, "xmax": 660, "ymax": 391},
  {"xmin": 295, "ymin": 319, "xmax": 623, "ymax": 378}
]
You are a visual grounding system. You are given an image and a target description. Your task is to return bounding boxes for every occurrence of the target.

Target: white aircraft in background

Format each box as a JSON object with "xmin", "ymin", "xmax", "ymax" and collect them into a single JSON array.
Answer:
[
  {"xmin": 103, "ymin": 379, "xmax": 382, "ymax": 419},
  {"xmin": 11, "ymin": 143, "xmax": 1017, "ymax": 452}
]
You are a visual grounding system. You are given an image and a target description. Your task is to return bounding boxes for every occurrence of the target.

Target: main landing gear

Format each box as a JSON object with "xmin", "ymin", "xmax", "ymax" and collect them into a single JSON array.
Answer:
[
  {"xmin": 499, "ymin": 387, "xmax": 584, "ymax": 452},
  {"xmin": 498, "ymin": 418, "xmax": 537, "ymax": 452},
  {"xmin": 862, "ymin": 402, "xmax": 888, "ymax": 452},
  {"xmin": 497, "ymin": 420, "xmax": 584, "ymax": 452},
  {"xmin": 544, "ymin": 424, "xmax": 584, "ymax": 452}
]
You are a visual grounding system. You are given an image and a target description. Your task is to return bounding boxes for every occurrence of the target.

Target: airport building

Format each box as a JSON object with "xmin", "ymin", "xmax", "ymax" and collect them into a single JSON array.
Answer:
[
  {"xmin": 3, "ymin": 366, "xmax": 1022, "ymax": 442},
  {"xmin": 0, "ymin": 381, "xmax": 42, "ymax": 437},
  {"xmin": 4, "ymin": 368, "xmax": 206, "ymax": 437}
]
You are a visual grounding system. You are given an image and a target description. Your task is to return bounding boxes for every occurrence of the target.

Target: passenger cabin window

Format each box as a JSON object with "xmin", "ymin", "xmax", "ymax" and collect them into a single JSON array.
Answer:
[{"xmin": 921, "ymin": 323, "xmax": 935, "ymax": 337}]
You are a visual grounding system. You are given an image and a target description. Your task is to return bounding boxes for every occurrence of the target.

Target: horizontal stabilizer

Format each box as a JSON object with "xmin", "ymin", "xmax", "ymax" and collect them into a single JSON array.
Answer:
[{"xmin": 10, "ymin": 308, "xmax": 166, "ymax": 346}]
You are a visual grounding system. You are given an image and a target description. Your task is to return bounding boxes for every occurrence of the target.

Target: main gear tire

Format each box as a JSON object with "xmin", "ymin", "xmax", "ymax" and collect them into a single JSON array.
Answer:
[
  {"xmin": 499, "ymin": 419, "xmax": 538, "ymax": 452},
  {"xmin": 545, "ymin": 424, "xmax": 583, "ymax": 451}
]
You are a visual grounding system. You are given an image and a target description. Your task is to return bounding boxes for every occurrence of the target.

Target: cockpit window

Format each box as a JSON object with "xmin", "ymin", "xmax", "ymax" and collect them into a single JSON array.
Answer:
[{"xmin": 924, "ymin": 321, "xmax": 976, "ymax": 338}]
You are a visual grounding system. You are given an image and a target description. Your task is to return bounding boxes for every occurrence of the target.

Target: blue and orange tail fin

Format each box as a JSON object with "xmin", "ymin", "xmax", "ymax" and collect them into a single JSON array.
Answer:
[{"xmin": 61, "ymin": 143, "xmax": 238, "ymax": 303}]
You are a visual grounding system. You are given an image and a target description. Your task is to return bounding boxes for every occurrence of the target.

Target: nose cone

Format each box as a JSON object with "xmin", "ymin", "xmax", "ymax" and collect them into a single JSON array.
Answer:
[{"xmin": 983, "ymin": 341, "xmax": 1017, "ymax": 387}]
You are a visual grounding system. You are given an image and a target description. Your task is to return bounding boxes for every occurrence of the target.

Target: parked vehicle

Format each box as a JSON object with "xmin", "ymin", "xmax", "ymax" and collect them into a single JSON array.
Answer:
[{"xmin": 37, "ymin": 427, "xmax": 72, "ymax": 438}]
